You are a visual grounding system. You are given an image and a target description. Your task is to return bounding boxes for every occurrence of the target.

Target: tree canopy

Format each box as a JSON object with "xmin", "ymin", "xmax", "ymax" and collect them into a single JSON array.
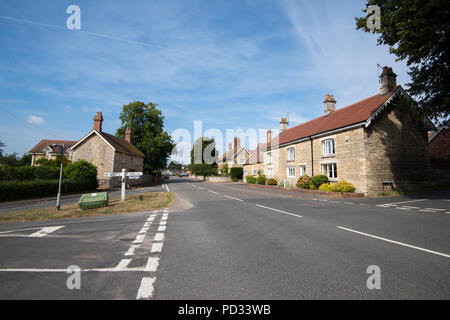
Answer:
[
  {"xmin": 116, "ymin": 101, "xmax": 175, "ymax": 174},
  {"xmin": 356, "ymin": 0, "xmax": 450, "ymax": 123},
  {"xmin": 189, "ymin": 137, "xmax": 218, "ymax": 177}
]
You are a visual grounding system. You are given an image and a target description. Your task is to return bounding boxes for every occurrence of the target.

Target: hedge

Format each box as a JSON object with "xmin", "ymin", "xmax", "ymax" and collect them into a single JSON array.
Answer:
[
  {"xmin": 256, "ymin": 175, "xmax": 266, "ymax": 185},
  {"xmin": 318, "ymin": 181, "xmax": 356, "ymax": 193},
  {"xmin": 266, "ymin": 178, "xmax": 277, "ymax": 186},
  {"xmin": 0, "ymin": 178, "xmax": 98, "ymax": 201},
  {"xmin": 311, "ymin": 175, "xmax": 329, "ymax": 189},
  {"xmin": 0, "ymin": 165, "xmax": 60, "ymax": 182},
  {"xmin": 230, "ymin": 167, "xmax": 243, "ymax": 181}
]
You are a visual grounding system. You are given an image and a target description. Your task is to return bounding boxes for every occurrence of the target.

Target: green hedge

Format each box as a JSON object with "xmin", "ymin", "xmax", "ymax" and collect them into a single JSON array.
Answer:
[
  {"xmin": 230, "ymin": 167, "xmax": 243, "ymax": 181},
  {"xmin": 257, "ymin": 175, "xmax": 266, "ymax": 185},
  {"xmin": 0, "ymin": 165, "xmax": 60, "ymax": 182},
  {"xmin": 0, "ymin": 178, "xmax": 98, "ymax": 201},
  {"xmin": 246, "ymin": 175, "xmax": 257, "ymax": 184},
  {"xmin": 312, "ymin": 175, "xmax": 329, "ymax": 189}
]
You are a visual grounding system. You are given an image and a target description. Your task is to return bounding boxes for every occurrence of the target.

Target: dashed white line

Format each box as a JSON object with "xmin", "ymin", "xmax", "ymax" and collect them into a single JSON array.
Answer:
[
  {"xmin": 153, "ymin": 233, "xmax": 164, "ymax": 242},
  {"xmin": 255, "ymin": 204, "xmax": 302, "ymax": 219},
  {"xmin": 165, "ymin": 184, "xmax": 170, "ymax": 192},
  {"xmin": 28, "ymin": 226, "xmax": 64, "ymax": 238},
  {"xmin": 419, "ymin": 209, "xmax": 435, "ymax": 212},
  {"xmin": 396, "ymin": 207, "xmax": 412, "ymax": 210},
  {"xmin": 158, "ymin": 226, "xmax": 166, "ymax": 232},
  {"xmin": 125, "ymin": 245, "xmax": 140, "ymax": 256},
  {"xmin": 132, "ymin": 234, "xmax": 146, "ymax": 244},
  {"xmin": 151, "ymin": 242, "xmax": 163, "ymax": 253},
  {"xmin": 115, "ymin": 259, "xmax": 132, "ymax": 270},
  {"xmin": 344, "ymin": 202, "xmax": 355, "ymax": 205},
  {"xmin": 224, "ymin": 195, "xmax": 243, "ymax": 202},
  {"xmin": 159, "ymin": 220, "xmax": 167, "ymax": 226},
  {"xmin": 208, "ymin": 190, "xmax": 218, "ymax": 194},
  {"xmin": 338, "ymin": 226, "xmax": 450, "ymax": 258},
  {"xmin": 380, "ymin": 199, "xmax": 427, "ymax": 206},
  {"xmin": 425, "ymin": 208, "xmax": 446, "ymax": 211},
  {"xmin": 144, "ymin": 257, "xmax": 160, "ymax": 272},
  {"xmin": 136, "ymin": 277, "xmax": 155, "ymax": 300},
  {"xmin": 139, "ymin": 227, "xmax": 149, "ymax": 234}
]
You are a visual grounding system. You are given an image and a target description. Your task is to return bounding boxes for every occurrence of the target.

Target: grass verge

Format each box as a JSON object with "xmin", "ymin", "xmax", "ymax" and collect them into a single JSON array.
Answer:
[{"xmin": 0, "ymin": 192, "xmax": 174, "ymax": 224}]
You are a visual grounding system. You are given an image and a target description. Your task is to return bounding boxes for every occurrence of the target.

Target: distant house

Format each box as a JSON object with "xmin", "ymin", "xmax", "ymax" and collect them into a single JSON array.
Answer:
[
  {"xmin": 259, "ymin": 67, "xmax": 435, "ymax": 195},
  {"xmin": 69, "ymin": 112, "xmax": 144, "ymax": 187},
  {"xmin": 244, "ymin": 143, "xmax": 265, "ymax": 177},
  {"xmin": 428, "ymin": 122, "xmax": 449, "ymax": 160},
  {"xmin": 29, "ymin": 139, "xmax": 77, "ymax": 166},
  {"xmin": 218, "ymin": 137, "xmax": 250, "ymax": 174}
]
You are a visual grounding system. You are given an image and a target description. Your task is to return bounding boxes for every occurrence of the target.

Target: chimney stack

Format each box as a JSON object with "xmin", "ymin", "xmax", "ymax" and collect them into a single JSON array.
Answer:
[
  {"xmin": 233, "ymin": 137, "xmax": 240, "ymax": 155},
  {"xmin": 93, "ymin": 112, "xmax": 103, "ymax": 132},
  {"xmin": 125, "ymin": 127, "xmax": 131, "ymax": 143},
  {"xmin": 324, "ymin": 94, "xmax": 336, "ymax": 115},
  {"xmin": 280, "ymin": 118, "xmax": 289, "ymax": 133},
  {"xmin": 380, "ymin": 66, "xmax": 397, "ymax": 95},
  {"xmin": 267, "ymin": 129, "xmax": 272, "ymax": 144}
]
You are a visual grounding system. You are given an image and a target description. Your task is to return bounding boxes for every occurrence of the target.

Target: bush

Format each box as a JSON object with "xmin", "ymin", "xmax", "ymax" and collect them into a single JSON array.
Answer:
[
  {"xmin": 318, "ymin": 183, "xmax": 334, "ymax": 192},
  {"xmin": 312, "ymin": 175, "xmax": 329, "ymax": 189},
  {"xmin": 0, "ymin": 165, "xmax": 60, "ymax": 182},
  {"xmin": 266, "ymin": 178, "xmax": 277, "ymax": 186},
  {"xmin": 0, "ymin": 178, "xmax": 98, "ymax": 201},
  {"xmin": 296, "ymin": 175, "xmax": 312, "ymax": 189},
  {"xmin": 278, "ymin": 180, "xmax": 291, "ymax": 188},
  {"xmin": 230, "ymin": 167, "xmax": 243, "ymax": 181},
  {"xmin": 246, "ymin": 175, "xmax": 257, "ymax": 184},
  {"xmin": 334, "ymin": 180, "xmax": 356, "ymax": 193},
  {"xmin": 65, "ymin": 160, "xmax": 97, "ymax": 182},
  {"xmin": 256, "ymin": 175, "xmax": 266, "ymax": 185}
]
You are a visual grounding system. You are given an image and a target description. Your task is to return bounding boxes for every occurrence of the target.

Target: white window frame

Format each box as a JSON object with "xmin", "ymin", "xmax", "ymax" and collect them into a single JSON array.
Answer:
[
  {"xmin": 322, "ymin": 139, "xmax": 335, "ymax": 156},
  {"xmin": 267, "ymin": 167, "xmax": 273, "ymax": 178},
  {"xmin": 287, "ymin": 166, "xmax": 296, "ymax": 178},
  {"xmin": 287, "ymin": 147, "xmax": 295, "ymax": 161},
  {"xmin": 299, "ymin": 165, "xmax": 307, "ymax": 176},
  {"xmin": 322, "ymin": 163, "xmax": 337, "ymax": 179},
  {"xmin": 267, "ymin": 152, "xmax": 272, "ymax": 164}
]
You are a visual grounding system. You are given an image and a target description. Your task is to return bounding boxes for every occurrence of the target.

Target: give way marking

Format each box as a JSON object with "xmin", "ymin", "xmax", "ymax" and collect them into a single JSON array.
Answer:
[{"xmin": 0, "ymin": 226, "xmax": 64, "ymax": 238}]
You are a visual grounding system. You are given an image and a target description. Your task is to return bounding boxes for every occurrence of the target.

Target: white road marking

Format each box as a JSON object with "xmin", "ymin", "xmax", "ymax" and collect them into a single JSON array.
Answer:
[
  {"xmin": 125, "ymin": 245, "xmax": 140, "ymax": 256},
  {"xmin": 380, "ymin": 199, "xmax": 427, "ymax": 206},
  {"xmin": 25, "ymin": 226, "xmax": 64, "ymax": 238},
  {"xmin": 161, "ymin": 216, "xmax": 167, "ymax": 221},
  {"xmin": 165, "ymin": 184, "xmax": 170, "ymax": 192},
  {"xmin": 136, "ymin": 277, "xmax": 155, "ymax": 299},
  {"xmin": 255, "ymin": 204, "xmax": 302, "ymax": 218},
  {"xmin": 144, "ymin": 257, "xmax": 160, "ymax": 272},
  {"xmin": 115, "ymin": 259, "xmax": 132, "ymax": 270},
  {"xmin": 338, "ymin": 226, "xmax": 450, "ymax": 258},
  {"xmin": 153, "ymin": 233, "xmax": 164, "ymax": 242},
  {"xmin": 344, "ymin": 202, "xmax": 355, "ymax": 205},
  {"xmin": 402, "ymin": 206, "xmax": 420, "ymax": 209},
  {"xmin": 198, "ymin": 187, "xmax": 205, "ymax": 190},
  {"xmin": 159, "ymin": 220, "xmax": 167, "ymax": 226},
  {"xmin": 224, "ymin": 195, "xmax": 243, "ymax": 202},
  {"xmin": 425, "ymin": 208, "xmax": 446, "ymax": 211},
  {"xmin": 208, "ymin": 190, "xmax": 218, "ymax": 194},
  {"xmin": 139, "ymin": 227, "xmax": 149, "ymax": 234},
  {"xmin": 158, "ymin": 226, "xmax": 166, "ymax": 232},
  {"xmin": 151, "ymin": 242, "xmax": 163, "ymax": 253},
  {"xmin": 396, "ymin": 207, "xmax": 411, "ymax": 210},
  {"xmin": 419, "ymin": 209, "xmax": 435, "ymax": 212},
  {"xmin": 147, "ymin": 217, "xmax": 155, "ymax": 222},
  {"xmin": 132, "ymin": 234, "xmax": 146, "ymax": 244},
  {"xmin": 143, "ymin": 222, "xmax": 152, "ymax": 227}
]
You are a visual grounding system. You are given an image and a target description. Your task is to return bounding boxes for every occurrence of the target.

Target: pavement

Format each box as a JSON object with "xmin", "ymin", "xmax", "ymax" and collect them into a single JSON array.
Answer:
[{"xmin": 0, "ymin": 177, "xmax": 449, "ymax": 299}]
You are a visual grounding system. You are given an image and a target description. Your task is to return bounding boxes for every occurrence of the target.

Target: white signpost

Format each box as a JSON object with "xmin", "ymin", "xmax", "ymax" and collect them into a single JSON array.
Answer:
[{"xmin": 104, "ymin": 169, "xmax": 143, "ymax": 201}]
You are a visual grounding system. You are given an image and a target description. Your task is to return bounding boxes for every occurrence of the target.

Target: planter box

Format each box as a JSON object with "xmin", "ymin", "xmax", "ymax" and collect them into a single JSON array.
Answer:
[
  {"xmin": 244, "ymin": 183, "xmax": 364, "ymax": 198},
  {"xmin": 78, "ymin": 192, "xmax": 109, "ymax": 210}
]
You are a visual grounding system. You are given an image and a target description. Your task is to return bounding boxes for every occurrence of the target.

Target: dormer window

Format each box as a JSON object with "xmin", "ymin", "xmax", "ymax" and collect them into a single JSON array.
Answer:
[
  {"xmin": 287, "ymin": 147, "xmax": 295, "ymax": 161},
  {"xmin": 322, "ymin": 139, "xmax": 335, "ymax": 156}
]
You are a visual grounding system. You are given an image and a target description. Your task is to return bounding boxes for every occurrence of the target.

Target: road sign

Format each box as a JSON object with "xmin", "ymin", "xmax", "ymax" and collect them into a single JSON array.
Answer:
[
  {"xmin": 61, "ymin": 156, "xmax": 67, "ymax": 165},
  {"xmin": 126, "ymin": 172, "xmax": 143, "ymax": 177},
  {"xmin": 104, "ymin": 172, "xmax": 122, "ymax": 177},
  {"xmin": 128, "ymin": 176, "xmax": 140, "ymax": 180}
]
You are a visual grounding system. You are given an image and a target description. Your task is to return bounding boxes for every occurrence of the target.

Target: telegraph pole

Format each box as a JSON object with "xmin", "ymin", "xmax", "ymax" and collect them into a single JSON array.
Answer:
[{"xmin": 54, "ymin": 144, "xmax": 66, "ymax": 211}]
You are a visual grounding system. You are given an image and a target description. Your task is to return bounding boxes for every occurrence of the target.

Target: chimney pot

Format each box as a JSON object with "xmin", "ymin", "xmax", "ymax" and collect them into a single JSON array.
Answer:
[
  {"xmin": 380, "ymin": 66, "xmax": 397, "ymax": 95},
  {"xmin": 267, "ymin": 129, "xmax": 273, "ymax": 144},
  {"xmin": 93, "ymin": 112, "xmax": 103, "ymax": 132},
  {"xmin": 324, "ymin": 94, "xmax": 336, "ymax": 115},
  {"xmin": 125, "ymin": 127, "xmax": 131, "ymax": 143},
  {"xmin": 280, "ymin": 118, "xmax": 289, "ymax": 133}
]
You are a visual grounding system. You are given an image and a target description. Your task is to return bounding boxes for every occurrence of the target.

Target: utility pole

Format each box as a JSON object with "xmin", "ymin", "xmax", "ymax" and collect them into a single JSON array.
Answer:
[
  {"xmin": 121, "ymin": 168, "xmax": 126, "ymax": 201},
  {"xmin": 53, "ymin": 144, "xmax": 66, "ymax": 211}
]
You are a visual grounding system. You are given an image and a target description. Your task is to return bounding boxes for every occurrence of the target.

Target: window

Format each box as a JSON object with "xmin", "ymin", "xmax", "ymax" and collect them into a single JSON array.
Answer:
[
  {"xmin": 260, "ymin": 169, "xmax": 264, "ymax": 175},
  {"xmin": 240, "ymin": 158, "xmax": 244, "ymax": 164},
  {"xmin": 287, "ymin": 148, "xmax": 295, "ymax": 161},
  {"xmin": 322, "ymin": 163, "xmax": 337, "ymax": 179},
  {"xmin": 267, "ymin": 167, "xmax": 273, "ymax": 178},
  {"xmin": 287, "ymin": 166, "xmax": 296, "ymax": 178},
  {"xmin": 299, "ymin": 165, "xmax": 307, "ymax": 176},
  {"xmin": 322, "ymin": 139, "xmax": 335, "ymax": 156},
  {"xmin": 253, "ymin": 169, "xmax": 257, "ymax": 176},
  {"xmin": 267, "ymin": 152, "xmax": 272, "ymax": 164}
]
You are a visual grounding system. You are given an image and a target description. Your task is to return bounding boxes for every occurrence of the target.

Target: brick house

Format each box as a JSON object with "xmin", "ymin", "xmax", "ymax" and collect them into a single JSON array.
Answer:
[
  {"xmin": 69, "ymin": 112, "xmax": 144, "ymax": 187},
  {"xmin": 261, "ymin": 67, "xmax": 434, "ymax": 196},
  {"xmin": 29, "ymin": 139, "xmax": 78, "ymax": 166},
  {"xmin": 428, "ymin": 122, "xmax": 449, "ymax": 160},
  {"xmin": 218, "ymin": 137, "xmax": 250, "ymax": 174}
]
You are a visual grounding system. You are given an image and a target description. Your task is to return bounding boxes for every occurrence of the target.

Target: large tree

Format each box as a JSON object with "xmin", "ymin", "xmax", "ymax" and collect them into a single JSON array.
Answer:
[
  {"xmin": 356, "ymin": 0, "xmax": 450, "ymax": 123},
  {"xmin": 0, "ymin": 141, "xmax": 4, "ymax": 157},
  {"xmin": 189, "ymin": 137, "xmax": 218, "ymax": 177},
  {"xmin": 116, "ymin": 101, "xmax": 175, "ymax": 174}
]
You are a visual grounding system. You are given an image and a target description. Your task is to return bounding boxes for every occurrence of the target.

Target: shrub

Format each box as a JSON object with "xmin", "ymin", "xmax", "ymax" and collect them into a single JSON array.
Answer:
[
  {"xmin": 266, "ymin": 178, "xmax": 277, "ymax": 186},
  {"xmin": 65, "ymin": 160, "xmax": 97, "ymax": 182},
  {"xmin": 256, "ymin": 175, "xmax": 266, "ymax": 185},
  {"xmin": 230, "ymin": 167, "xmax": 243, "ymax": 181},
  {"xmin": 334, "ymin": 180, "xmax": 356, "ymax": 193},
  {"xmin": 296, "ymin": 175, "xmax": 312, "ymax": 189},
  {"xmin": 278, "ymin": 180, "xmax": 291, "ymax": 188},
  {"xmin": 312, "ymin": 175, "xmax": 329, "ymax": 189},
  {"xmin": 246, "ymin": 175, "xmax": 257, "ymax": 184},
  {"xmin": 318, "ymin": 183, "xmax": 334, "ymax": 192},
  {"xmin": 0, "ymin": 165, "xmax": 60, "ymax": 182}
]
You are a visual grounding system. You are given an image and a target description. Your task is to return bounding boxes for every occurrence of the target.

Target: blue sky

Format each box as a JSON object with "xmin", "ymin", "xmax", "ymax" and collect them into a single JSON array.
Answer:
[{"xmin": 0, "ymin": 0, "xmax": 409, "ymax": 161}]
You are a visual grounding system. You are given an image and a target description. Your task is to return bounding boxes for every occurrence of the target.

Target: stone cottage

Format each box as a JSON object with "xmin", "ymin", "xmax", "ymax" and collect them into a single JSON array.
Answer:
[
  {"xmin": 218, "ymin": 137, "xmax": 250, "ymax": 174},
  {"xmin": 260, "ymin": 67, "xmax": 435, "ymax": 195},
  {"xmin": 29, "ymin": 139, "xmax": 78, "ymax": 166},
  {"xmin": 69, "ymin": 112, "xmax": 144, "ymax": 187}
]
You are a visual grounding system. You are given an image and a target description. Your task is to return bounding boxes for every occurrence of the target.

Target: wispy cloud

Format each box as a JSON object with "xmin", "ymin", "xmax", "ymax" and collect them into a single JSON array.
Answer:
[{"xmin": 27, "ymin": 115, "xmax": 45, "ymax": 125}]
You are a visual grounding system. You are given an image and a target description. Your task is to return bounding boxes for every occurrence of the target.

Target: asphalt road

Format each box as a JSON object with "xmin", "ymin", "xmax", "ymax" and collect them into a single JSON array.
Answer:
[{"xmin": 0, "ymin": 177, "xmax": 449, "ymax": 299}]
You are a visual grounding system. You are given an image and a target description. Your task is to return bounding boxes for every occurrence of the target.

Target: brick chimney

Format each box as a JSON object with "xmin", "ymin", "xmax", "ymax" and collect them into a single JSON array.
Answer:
[
  {"xmin": 380, "ymin": 66, "xmax": 397, "ymax": 95},
  {"xmin": 233, "ymin": 137, "xmax": 240, "ymax": 155},
  {"xmin": 228, "ymin": 142, "xmax": 232, "ymax": 152},
  {"xmin": 267, "ymin": 129, "xmax": 272, "ymax": 144},
  {"xmin": 280, "ymin": 118, "xmax": 288, "ymax": 133},
  {"xmin": 324, "ymin": 94, "xmax": 336, "ymax": 115},
  {"xmin": 93, "ymin": 112, "xmax": 103, "ymax": 132},
  {"xmin": 125, "ymin": 127, "xmax": 131, "ymax": 143}
]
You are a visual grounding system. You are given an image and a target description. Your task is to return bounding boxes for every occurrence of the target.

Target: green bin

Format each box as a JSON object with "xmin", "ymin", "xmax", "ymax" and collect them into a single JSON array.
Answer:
[{"xmin": 78, "ymin": 192, "xmax": 109, "ymax": 210}]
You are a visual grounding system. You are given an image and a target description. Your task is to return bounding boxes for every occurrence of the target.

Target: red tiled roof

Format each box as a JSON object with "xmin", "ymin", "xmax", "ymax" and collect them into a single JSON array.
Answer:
[
  {"xmin": 245, "ymin": 143, "xmax": 266, "ymax": 165},
  {"xmin": 266, "ymin": 88, "xmax": 399, "ymax": 149},
  {"xmin": 29, "ymin": 139, "xmax": 78, "ymax": 154},
  {"xmin": 98, "ymin": 131, "xmax": 144, "ymax": 157}
]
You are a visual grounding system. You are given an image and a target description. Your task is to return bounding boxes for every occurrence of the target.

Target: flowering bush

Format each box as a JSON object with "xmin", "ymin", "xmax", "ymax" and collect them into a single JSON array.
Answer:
[
  {"xmin": 266, "ymin": 178, "xmax": 277, "ymax": 186},
  {"xmin": 318, "ymin": 181, "xmax": 356, "ymax": 193},
  {"xmin": 296, "ymin": 175, "xmax": 312, "ymax": 189}
]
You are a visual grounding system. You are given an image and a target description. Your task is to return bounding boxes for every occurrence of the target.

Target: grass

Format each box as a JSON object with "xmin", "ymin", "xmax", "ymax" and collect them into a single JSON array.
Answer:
[{"xmin": 0, "ymin": 192, "xmax": 174, "ymax": 224}]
